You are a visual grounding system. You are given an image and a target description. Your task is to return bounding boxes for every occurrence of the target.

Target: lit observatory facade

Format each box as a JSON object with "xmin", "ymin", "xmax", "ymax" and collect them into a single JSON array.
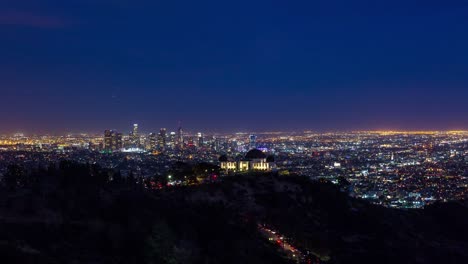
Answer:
[{"xmin": 219, "ymin": 149, "xmax": 276, "ymax": 172}]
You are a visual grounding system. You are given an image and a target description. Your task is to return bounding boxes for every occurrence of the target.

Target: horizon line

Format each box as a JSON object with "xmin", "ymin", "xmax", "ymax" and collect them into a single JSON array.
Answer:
[{"xmin": 1, "ymin": 129, "xmax": 468, "ymax": 136}]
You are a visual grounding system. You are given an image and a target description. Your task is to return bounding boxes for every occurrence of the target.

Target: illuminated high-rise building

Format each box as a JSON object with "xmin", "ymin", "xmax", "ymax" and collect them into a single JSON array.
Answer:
[
  {"xmin": 131, "ymin": 124, "xmax": 140, "ymax": 147},
  {"xmin": 177, "ymin": 124, "xmax": 183, "ymax": 148},
  {"xmin": 158, "ymin": 128, "xmax": 167, "ymax": 150},
  {"xmin": 148, "ymin": 133, "xmax": 157, "ymax": 151},
  {"xmin": 197, "ymin": 132, "xmax": 204, "ymax": 147},
  {"xmin": 169, "ymin": 132, "xmax": 176, "ymax": 149},
  {"xmin": 104, "ymin": 130, "xmax": 122, "ymax": 152},
  {"xmin": 104, "ymin": 130, "xmax": 112, "ymax": 151},
  {"xmin": 133, "ymin": 124, "xmax": 138, "ymax": 135},
  {"xmin": 115, "ymin": 132, "xmax": 123, "ymax": 150}
]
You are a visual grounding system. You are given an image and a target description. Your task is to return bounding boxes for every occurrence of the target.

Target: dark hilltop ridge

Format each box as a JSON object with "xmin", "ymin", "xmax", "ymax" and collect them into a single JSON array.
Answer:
[{"xmin": 0, "ymin": 161, "xmax": 467, "ymax": 264}]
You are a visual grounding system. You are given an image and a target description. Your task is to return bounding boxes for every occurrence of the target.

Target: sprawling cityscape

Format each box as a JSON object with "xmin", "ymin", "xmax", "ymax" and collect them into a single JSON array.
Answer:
[
  {"xmin": 1, "ymin": 124, "xmax": 467, "ymax": 209},
  {"xmin": 2, "ymin": 1, "xmax": 468, "ymax": 263}
]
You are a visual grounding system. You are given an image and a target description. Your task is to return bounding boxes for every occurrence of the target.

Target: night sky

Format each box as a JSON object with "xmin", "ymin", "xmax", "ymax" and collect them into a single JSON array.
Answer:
[{"xmin": 1, "ymin": 0, "xmax": 467, "ymax": 134}]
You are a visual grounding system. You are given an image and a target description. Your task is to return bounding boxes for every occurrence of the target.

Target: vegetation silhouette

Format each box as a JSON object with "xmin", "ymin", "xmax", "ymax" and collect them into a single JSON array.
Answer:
[{"xmin": 0, "ymin": 161, "xmax": 467, "ymax": 264}]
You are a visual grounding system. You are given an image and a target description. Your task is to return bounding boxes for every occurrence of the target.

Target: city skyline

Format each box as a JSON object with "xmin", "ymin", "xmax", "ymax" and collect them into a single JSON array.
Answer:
[
  {"xmin": 3, "ymin": 126, "xmax": 468, "ymax": 136},
  {"xmin": 1, "ymin": 2, "xmax": 467, "ymax": 263},
  {"xmin": 1, "ymin": 1, "xmax": 468, "ymax": 133}
]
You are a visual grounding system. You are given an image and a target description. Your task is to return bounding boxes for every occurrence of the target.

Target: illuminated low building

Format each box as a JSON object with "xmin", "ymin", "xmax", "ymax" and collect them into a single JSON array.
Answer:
[
  {"xmin": 221, "ymin": 161, "xmax": 237, "ymax": 170},
  {"xmin": 220, "ymin": 149, "xmax": 276, "ymax": 172}
]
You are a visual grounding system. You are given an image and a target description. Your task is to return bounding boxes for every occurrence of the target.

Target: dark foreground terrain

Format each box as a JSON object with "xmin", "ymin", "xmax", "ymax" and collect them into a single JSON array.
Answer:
[{"xmin": 0, "ymin": 162, "xmax": 467, "ymax": 263}]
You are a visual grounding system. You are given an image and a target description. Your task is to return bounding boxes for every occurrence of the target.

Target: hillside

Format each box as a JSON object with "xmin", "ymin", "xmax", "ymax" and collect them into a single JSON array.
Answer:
[{"xmin": 0, "ymin": 163, "xmax": 467, "ymax": 263}]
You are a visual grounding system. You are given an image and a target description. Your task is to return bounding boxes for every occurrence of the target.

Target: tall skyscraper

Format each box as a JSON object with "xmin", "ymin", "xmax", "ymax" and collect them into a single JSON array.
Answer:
[
  {"xmin": 104, "ymin": 130, "xmax": 112, "ymax": 151},
  {"xmin": 104, "ymin": 130, "xmax": 122, "ymax": 152},
  {"xmin": 148, "ymin": 133, "xmax": 157, "ymax": 151},
  {"xmin": 158, "ymin": 128, "xmax": 167, "ymax": 151},
  {"xmin": 169, "ymin": 132, "xmax": 176, "ymax": 149},
  {"xmin": 132, "ymin": 124, "xmax": 140, "ymax": 148},
  {"xmin": 177, "ymin": 124, "xmax": 183, "ymax": 148},
  {"xmin": 115, "ymin": 132, "xmax": 123, "ymax": 150},
  {"xmin": 197, "ymin": 132, "xmax": 204, "ymax": 147},
  {"xmin": 249, "ymin": 134, "xmax": 257, "ymax": 149}
]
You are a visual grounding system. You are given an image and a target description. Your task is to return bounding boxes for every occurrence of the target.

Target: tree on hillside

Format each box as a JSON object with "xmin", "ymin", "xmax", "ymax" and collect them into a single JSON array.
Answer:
[
  {"xmin": 2, "ymin": 164, "xmax": 25, "ymax": 190},
  {"xmin": 144, "ymin": 221, "xmax": 178, "ymax": 264}
]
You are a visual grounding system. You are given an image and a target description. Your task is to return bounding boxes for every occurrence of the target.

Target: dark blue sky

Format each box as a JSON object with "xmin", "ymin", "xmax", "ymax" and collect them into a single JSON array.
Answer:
[{"xmin": 1, "ymin": 0, "xmax": 467, "ymax": 133}]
